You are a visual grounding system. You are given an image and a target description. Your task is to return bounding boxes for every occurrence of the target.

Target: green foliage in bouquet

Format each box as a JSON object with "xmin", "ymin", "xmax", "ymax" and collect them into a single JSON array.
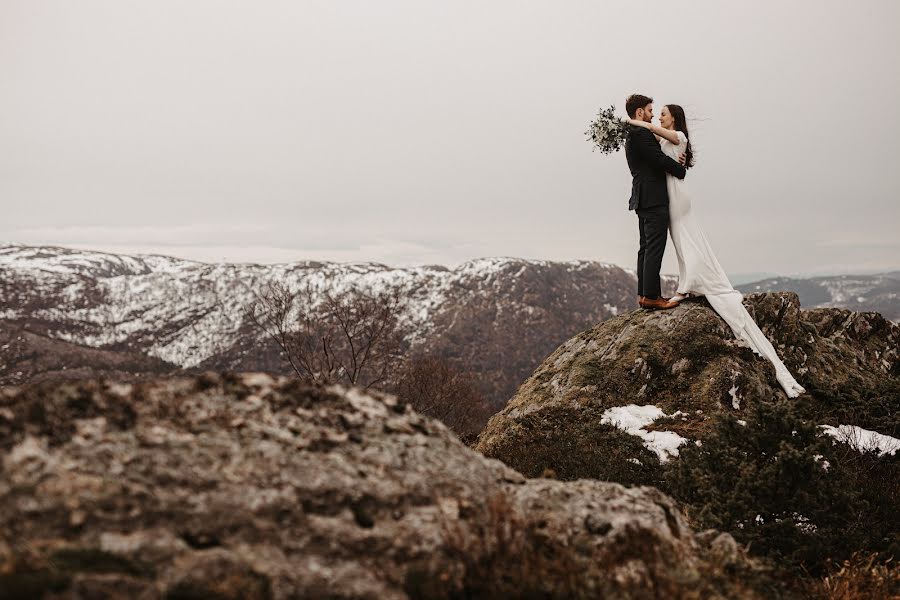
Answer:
[
  {"xmin": 664, "ymin": 399, "xmax": 900, "ymax": 577},
  {"xmin": 585, "ymin": 105, "xmax": 630, "ymax": 154}
]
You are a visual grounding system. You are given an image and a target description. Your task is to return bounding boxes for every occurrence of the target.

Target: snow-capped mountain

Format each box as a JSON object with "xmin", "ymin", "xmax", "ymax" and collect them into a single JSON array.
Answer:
[{"xmin": 0, "ymin": 243, "xmax": 645, "ymax": 409}]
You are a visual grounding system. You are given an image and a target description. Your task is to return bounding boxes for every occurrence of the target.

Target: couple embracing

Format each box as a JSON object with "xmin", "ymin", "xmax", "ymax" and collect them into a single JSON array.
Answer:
[{"xmin": 623, "ymin": 93, "xmax": 806, "ymax": 398}]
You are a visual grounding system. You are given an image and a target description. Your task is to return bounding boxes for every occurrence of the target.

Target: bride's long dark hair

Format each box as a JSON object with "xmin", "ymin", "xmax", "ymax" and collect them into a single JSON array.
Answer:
[{"xmin": 665, "ymin": 104, "xmax": 694, "ymax": 168}]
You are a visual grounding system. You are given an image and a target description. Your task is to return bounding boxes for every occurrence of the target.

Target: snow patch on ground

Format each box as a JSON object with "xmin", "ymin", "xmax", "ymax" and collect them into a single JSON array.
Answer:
[
  {"xmin": 600, "ymin": 404, "xmax": 689, "ymax": 463},
  {"xmin": 727, "ymin": 368, "xmax": 742, "ymax": 409},
  {"xmin": 728, "ymin": 384, "xmax": 740, "ymax": 409},
  {"xmin": 819, "ymin": 424, "xmax": 900, "ymax": 456}
]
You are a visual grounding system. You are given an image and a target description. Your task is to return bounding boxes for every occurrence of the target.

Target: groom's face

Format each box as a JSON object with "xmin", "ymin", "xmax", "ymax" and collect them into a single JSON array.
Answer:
[{"xmin": 638, "ymin": 104, "xmax": 654, "ymax": 123}]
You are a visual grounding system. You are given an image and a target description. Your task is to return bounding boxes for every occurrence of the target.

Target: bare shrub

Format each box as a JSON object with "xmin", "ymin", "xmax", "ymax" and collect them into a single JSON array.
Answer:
[
  {"xmin": 392, "ymin": 354, "xmax": 493, "ymax": 439},
  {"xmin": 242, "ymin": 280, "xmax": 407, "ymax": 390}
]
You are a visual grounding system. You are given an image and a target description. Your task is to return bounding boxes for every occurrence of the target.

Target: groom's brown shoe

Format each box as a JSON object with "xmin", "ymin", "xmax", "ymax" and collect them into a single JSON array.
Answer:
[{"xmin": 639, "ymin": 296, "xmax": 680, "ymax": 310}]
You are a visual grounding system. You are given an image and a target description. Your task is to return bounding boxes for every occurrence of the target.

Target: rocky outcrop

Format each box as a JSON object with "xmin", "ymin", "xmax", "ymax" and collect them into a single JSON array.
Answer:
[
  {"xmin": 0, "ymin": 372, "xmax": 777, "ymax": 599},
  {"xmin": 474, "ymin": 292, "xmax": 900, "ymax": 482}
]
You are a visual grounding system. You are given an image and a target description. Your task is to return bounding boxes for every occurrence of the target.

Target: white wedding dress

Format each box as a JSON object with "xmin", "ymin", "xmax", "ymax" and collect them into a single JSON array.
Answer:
[{"xmin": 660, "ymin": 130, "xmax": 806, "ymax": 398}]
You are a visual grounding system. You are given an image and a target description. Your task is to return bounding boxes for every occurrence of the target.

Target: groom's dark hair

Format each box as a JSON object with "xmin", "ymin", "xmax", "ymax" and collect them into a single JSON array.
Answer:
[{"xmin": 626, "ymin": 94, "xmax": 653, "ymax": 118}]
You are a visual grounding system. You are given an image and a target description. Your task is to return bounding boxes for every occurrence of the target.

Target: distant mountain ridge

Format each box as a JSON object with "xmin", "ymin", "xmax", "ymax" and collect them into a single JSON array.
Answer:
[
  {"xmin": 0, "ymin": 243, "xmax": 640, "ymax": 409},
  {"xmin": 737, "ymin": 272, "xmax": 900, "ymax": 322},
  {"xmin": 1, "ymin": 243, "xmax": 897, "ymax": 409}
]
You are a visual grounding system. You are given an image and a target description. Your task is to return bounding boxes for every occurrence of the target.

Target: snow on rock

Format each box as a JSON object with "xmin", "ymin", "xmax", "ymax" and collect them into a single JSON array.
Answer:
[
  {"xmin": 819, "ymin": 424, "xmax": 900, "ymax": 456},
  {"xmin": 600, "ymin": 404, "xmax": 689, "ymax": 463},
  {"xmin": 728, "ymin": 383, "xmax": 741, "ymax": 409}
]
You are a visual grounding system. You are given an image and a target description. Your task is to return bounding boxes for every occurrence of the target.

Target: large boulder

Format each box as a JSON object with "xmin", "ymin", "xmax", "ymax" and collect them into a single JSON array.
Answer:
[
  {"xmin": 474, "ymin": 292, "xmax": 900, "ymax": 482},
  {"xmin": 0, "ymin": 372, "xmax": 777, "ymax": 599}
]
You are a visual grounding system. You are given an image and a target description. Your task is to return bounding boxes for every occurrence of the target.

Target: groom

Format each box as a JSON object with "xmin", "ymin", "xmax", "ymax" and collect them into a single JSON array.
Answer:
[{"xmin": 624, "ymin": 93, "xmax": 687, "ymax": 310}]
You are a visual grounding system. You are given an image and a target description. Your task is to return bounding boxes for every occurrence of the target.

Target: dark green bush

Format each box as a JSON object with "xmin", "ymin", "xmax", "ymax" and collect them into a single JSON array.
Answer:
[{"xmin": 664, "ymin": 399, "xmax": 898, "ymax": 577}]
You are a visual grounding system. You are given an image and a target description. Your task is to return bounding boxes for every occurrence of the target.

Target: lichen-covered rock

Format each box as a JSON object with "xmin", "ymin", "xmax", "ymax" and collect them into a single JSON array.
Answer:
[
  {"xmin": 0, "ymin": 372, "xmax": 777, "ymax": 599},
  {"xmin": 474, "ymin": 292, "xmax": 899, "ymax": 482}
]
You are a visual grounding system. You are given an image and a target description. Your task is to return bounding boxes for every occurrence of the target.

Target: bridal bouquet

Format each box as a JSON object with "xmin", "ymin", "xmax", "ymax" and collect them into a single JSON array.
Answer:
[{"xmin": 585, "ymin": 105, "xmax": 630, "ymax": 154}]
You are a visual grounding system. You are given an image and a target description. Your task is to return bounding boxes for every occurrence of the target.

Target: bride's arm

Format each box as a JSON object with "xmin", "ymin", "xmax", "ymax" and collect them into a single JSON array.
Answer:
[
  {"xmin": 631, "ymin": 127, "xmax": 686, "ymax": 179},
  {"xmin": 627, "ymin": 119, "xmax": 681, "ymax": 145}
]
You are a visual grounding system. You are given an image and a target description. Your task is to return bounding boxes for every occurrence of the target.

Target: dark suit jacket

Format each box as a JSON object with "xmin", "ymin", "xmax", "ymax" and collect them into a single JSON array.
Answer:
[{"xmin": 625, "ymin": 125, "xmax": 687, "ymax": 211}]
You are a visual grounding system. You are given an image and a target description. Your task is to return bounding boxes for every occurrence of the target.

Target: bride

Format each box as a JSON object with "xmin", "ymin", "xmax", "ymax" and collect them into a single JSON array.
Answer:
[{"xmin": 628, "ymin": 106, "xmax": 807, "ymax": 398}]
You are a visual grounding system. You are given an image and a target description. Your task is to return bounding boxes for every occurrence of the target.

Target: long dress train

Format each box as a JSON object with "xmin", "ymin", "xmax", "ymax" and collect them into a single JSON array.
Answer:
[{"xmin": 660, "ymin": 130, "xmax": 806, "ymax": 398}]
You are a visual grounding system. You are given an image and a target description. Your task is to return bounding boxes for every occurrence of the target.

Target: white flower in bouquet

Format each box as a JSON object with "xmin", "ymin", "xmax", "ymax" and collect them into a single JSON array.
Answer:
[{"xmin": 585, "ymin": 105, "xmax": 630, "ymax": 154}]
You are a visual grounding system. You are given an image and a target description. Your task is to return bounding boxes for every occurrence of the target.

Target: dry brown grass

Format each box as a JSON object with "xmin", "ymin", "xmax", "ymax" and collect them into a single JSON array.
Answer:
[
  {"xmin": 403, "ymin": 490, "xmax": 585, "ymax": 599},
  {"xmin": 645, "ymin": 412, "xmax": 712, "ymax": 439},
  {"xmin": 804, "ymin": 551, "xmax": 900, "ymax": 599}
]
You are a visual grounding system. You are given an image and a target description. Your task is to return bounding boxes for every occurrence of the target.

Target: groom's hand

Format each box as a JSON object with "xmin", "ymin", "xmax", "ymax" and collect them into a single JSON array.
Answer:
[{"xmin": 678, "ymin": 152, "xmax": 687, "ymax": 166}]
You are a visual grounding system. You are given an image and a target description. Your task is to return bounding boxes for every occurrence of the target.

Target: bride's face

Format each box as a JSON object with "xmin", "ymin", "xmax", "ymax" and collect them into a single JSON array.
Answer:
[{"xmin": 660, "ymin": 106, "xmax": 675, "ymax": 130}]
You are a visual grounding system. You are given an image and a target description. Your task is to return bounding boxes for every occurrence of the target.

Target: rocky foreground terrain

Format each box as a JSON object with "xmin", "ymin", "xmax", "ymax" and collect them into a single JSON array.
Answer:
[{"xmin": 0, "ymin": 373, "xmax": 779, "ymax": 599}]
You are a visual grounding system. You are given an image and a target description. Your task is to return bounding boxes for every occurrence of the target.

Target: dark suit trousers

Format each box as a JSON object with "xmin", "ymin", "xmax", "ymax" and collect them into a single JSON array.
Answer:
[{"xmin": 636, "ymin": 204, "xmax": 668, "ymax": 299}]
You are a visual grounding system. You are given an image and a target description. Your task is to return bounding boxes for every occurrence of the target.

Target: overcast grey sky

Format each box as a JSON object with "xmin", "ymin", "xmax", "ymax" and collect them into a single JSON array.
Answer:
[{"xmin": 2, "ymin": 0, "xmax": 899, "ymax": 276}]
